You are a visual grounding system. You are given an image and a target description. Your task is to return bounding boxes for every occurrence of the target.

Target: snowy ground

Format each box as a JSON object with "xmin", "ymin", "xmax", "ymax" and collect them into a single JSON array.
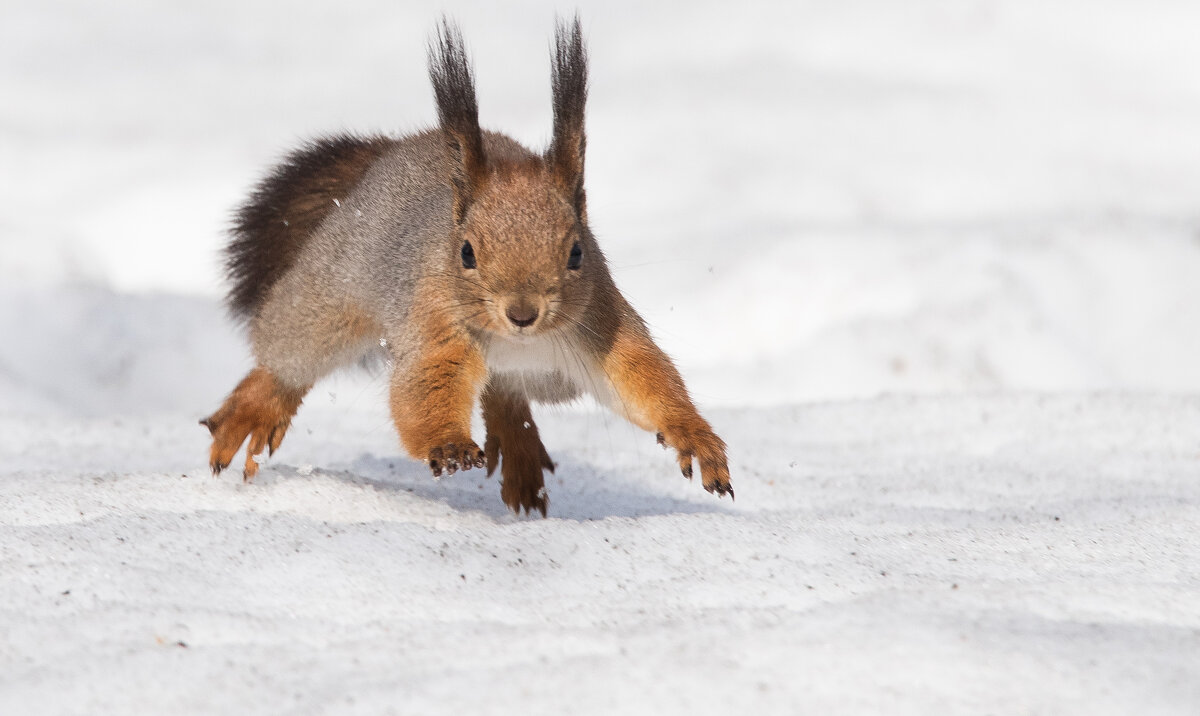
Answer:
[
  {"xmin": 4, "ymin": 0, "xmax": 1200, "ymax": 713},
  {"xmin": 3, "ymin": 394, "xmax": 1199, "ymax": 714}
]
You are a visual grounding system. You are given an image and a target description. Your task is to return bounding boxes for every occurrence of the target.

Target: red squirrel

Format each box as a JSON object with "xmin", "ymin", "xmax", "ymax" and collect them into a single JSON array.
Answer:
[{"xmin": 201, "ymin": 19, "xmax": 732, "ymax": 516}]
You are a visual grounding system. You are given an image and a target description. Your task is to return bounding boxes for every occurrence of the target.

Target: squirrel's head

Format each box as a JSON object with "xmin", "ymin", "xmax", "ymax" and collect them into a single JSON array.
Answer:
[{"xmin": 429, "ymin": 18, "xmax": 596, "ymax": 340}]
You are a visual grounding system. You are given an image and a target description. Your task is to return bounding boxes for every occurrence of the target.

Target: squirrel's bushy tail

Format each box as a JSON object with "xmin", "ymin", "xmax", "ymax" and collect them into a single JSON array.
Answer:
[{"xmin": 224, "ymin": 134, "xmax": 390, "ymax": 320}]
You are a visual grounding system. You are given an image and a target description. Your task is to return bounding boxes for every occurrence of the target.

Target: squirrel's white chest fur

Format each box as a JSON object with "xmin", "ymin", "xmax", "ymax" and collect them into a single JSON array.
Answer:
[{"xmin": 482, "ymin": 333, "xmax": 615, "ymax": 408}]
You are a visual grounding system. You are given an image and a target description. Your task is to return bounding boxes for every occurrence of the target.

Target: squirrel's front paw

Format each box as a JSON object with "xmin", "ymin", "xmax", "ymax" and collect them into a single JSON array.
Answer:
[
  {"xmin": 428, "ymin": 441, "xmax": 486, "ymax": 478},
  {"xmin": 201, "ymin": 368, "xmax": 302, "ymax": 482},
  {"xmin": 657, "ymin": 428, "xmax": 733, "ymax": 500}
]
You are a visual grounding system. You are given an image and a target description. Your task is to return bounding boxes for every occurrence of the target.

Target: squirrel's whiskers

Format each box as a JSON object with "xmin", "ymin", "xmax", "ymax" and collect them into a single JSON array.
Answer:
[{"xmin": 201, "ymin": 17, "xmax": 732, "ymax": 516}]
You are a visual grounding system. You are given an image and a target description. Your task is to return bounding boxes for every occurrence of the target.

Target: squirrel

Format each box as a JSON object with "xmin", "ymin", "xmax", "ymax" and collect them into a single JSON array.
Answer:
[{"xmin": 201, "ymin": 18, "xmax": 732, "ymax": 516}]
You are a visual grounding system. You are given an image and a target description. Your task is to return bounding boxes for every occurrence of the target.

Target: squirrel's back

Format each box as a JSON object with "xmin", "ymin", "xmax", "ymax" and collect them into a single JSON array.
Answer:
[
  {"xmin": 224, "ymin": 130, "xmax": 538, "ymax": 324},
  {"xmin": 224, "ymin": 134, "xmax": 394, "ymax": 320}
]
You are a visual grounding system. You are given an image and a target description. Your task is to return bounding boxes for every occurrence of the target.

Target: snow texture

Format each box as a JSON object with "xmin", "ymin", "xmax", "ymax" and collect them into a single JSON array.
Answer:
[
  {"xmin": 3, "ymin": 396, "xmax": 1200, "ymax": 714},
  {"xmin": 2, "ymin": 0, "xmax": 1200, "ymax": 713}
]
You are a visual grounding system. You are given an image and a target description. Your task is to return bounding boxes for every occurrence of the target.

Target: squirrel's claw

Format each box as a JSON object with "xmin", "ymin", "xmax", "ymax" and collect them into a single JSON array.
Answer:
[
  {"xmin": 202, "ymin": 368, "xmax": 302, "ymax": 483},
  {"xmin": 705, "ymin": 480, "xmax": 735, "ymax": 500},
  {"xmin": 428, "ymin": 441, "xmax": 485, "ymax": 479},
  {"xmin": 428, "ymin": 446, "xmax": 451, "ymax": 476},
  {"xmin": 657, "ymin": 427, "xmax": 732, "ymax": 500}
]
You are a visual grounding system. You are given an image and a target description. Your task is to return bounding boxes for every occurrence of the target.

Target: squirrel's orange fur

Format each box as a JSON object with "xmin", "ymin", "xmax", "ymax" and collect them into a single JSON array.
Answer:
[{"xmin": 202, "ymin": 18, "xmax": 732, "ymax": 514}]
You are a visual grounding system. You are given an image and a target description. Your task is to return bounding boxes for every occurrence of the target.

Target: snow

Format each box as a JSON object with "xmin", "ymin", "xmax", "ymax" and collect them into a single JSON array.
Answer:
[
  {"xmin": 3, "ymin": 395, "xmax": 1199, "ymax": 713},
  {"xmin": 3, "ymin": 0, "xmax": 1200, "ymax": 713}
]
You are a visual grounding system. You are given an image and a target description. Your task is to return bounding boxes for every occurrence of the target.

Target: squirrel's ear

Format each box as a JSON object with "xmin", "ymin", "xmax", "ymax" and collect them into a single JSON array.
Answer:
[
  {"xmin": 547, "ymin": 16, "xmax": 588, "ymax": 222},
  {"xmin": 429, "ymin": 18, "xmax": 486, "ymax": 225}
]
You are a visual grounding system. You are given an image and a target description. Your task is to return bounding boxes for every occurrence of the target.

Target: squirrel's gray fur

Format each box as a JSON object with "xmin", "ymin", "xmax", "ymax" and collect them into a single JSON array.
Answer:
[{"xmin": 203, "ymin": 17, "xmax": 732, "ymax": 516}]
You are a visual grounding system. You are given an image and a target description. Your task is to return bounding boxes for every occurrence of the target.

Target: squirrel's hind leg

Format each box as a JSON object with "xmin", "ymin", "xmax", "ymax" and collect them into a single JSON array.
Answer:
[
  {"xmin": 481, "ymin": 382, "xmax": 555, "ymax": 517},
  {"xmin": 204, "ymin": 297, "xmax": 381, "ymax": 481},
  {"xmin": 201, "ymin": 367, "xmax": 308, "ymax": 481}
]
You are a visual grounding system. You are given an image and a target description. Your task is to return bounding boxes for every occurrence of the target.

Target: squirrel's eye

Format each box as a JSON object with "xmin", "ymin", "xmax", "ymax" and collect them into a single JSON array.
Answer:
[
  {"xmin": 567, "ymin": 241, "xmax": 582, "ymax": 270},
  {"xmin": 461, "ymin": 241, "xmax": 476, "ymax": 269}
]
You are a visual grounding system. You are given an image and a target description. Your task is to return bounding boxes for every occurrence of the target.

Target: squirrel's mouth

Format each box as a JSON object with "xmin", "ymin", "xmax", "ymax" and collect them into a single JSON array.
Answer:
[
  {"xmin": 501, "ymin": 316, "xmax": 553, "ymax": 340},
  {"xmin": 495, "ymin": 313, "xmax": 568, "ymax": 343},
  {"xmin": 491, "ymin": 296, "xmax": 552, "ymax": 337}
]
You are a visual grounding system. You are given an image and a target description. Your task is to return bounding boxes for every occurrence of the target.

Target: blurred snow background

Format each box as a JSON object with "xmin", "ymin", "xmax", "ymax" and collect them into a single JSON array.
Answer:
[{"xmin": 3, "ymin": 0, "xmax": 1200, "ymax": 415}]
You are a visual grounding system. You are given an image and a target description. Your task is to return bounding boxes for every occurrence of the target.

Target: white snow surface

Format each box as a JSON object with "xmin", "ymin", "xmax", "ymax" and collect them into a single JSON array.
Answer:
[
  {"xmin": 3, "ymin": 0, "xmax": 1200, "ymax": 713},
  {"xmin": 4, "ymin": 395, "xmax": 1200, "ymax": 714}
]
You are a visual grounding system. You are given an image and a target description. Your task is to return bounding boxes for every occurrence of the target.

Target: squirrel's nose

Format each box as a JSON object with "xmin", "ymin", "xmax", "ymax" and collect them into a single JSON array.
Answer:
[{"xmin": 505, "ymin": 303, "xmax": 539, "ymax": 328}]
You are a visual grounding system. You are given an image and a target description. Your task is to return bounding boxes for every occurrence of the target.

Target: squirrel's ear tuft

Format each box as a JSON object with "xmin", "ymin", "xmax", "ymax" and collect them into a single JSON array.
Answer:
[
  {"xmin": 429, "ymin": 18, "xmax": 486, "ymax": 224},
  {"xmin": 547, "ymin": 16, "xmax": 588, "ymax": 221}
]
